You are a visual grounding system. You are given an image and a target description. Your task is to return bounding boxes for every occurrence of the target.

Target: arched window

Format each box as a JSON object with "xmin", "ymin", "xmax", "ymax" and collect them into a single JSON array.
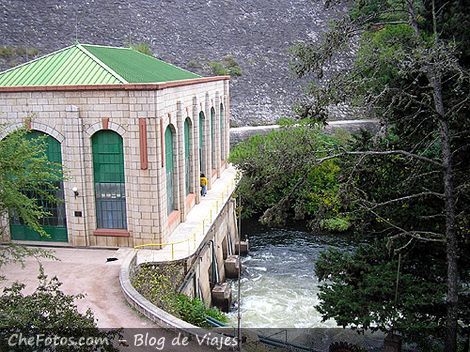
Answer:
[
  {"xmin": 92, "ymin": 130, "xmax": 127, "ymax": 229},
  {"xmin": 10, "ymin": 131, "xmax": 67, "ymax": 242},
  {"xmin": 220, "ymin": 103, "xmax": 225, "ymax": 160},
  {"xmin": 165, "ymin": 126, "xmax": 176, "ymax": 214},
  {"xmin": 199, "ymin": 111, "xmax": 205, "ymax": 174},
  {"xmin": 184, "ymin": 118, "xmax": 191, "ymax": 195},
  {"xmin": 210, "ymin": 107, "xmax": 216, "ymax": 168}
]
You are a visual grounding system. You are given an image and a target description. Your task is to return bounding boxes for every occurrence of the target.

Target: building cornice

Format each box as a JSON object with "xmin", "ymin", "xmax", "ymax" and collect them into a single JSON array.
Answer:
[{"xmin": 0, "ymin": 76, "xmax": 230, "ymax": 93}]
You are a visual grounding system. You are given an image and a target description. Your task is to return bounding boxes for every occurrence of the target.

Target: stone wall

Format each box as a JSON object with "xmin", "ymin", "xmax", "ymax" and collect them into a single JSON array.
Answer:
[
  {"xmin": 123, "ymin": 197, "xmax": 238, "ymax": 317},
  {"xmin": 179, "ymin": 198, "xmax": 238, "ymax": 306}
]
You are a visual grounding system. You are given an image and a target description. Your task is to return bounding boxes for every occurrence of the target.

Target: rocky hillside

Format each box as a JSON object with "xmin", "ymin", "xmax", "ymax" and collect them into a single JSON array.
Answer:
[{"xmin": 0, "ymin": 0, "xmax": 349, "ymax": 125}]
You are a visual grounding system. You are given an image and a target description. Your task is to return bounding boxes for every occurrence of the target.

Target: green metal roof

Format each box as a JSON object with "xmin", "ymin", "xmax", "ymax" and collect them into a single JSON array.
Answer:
[{"xmin": 0, "ymin": 44, "xmax": 200, "ymax": 87}]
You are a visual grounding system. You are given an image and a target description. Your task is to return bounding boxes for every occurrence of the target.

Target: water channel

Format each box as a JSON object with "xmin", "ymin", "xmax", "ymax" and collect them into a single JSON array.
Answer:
[
  {"xmin": 226, "ymin": 220, "xmax": 386, "ymax": 351},
  {"xmin": 227, "ymin": 220, "xmax": 353, "ymax": 328}
]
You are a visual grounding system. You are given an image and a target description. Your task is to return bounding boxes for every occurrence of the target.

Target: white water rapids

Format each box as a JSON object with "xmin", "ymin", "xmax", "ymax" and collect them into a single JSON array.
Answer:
[{"xmin": 227, "ymin": 226, "xmax": 350, "ymax": 328}]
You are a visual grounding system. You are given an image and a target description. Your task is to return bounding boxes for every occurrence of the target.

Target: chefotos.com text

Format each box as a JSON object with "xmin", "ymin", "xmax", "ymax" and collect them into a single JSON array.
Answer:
[{"xmin": 7, "ymin": 333, "xmax": 110, "ymax": 348}]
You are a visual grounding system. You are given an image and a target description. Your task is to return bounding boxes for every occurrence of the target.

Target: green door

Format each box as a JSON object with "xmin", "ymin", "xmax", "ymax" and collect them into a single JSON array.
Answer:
[
  {"xmin": 184, "ymin": 118, "xmax": 191, "ymax": 195},
  {"xmin": 199, "ymin": 112, "xmax": 205, "ymax": 173},
  {"xmin": 220, "ymin": 103, "xmax": 225, "ymax": 160},
  {"xmin": 92, "ymin": 130, "xmax": 127, "ymax": 229},
  {"xmin": 165, "ymin": 126, "xmax": 175, "ymax": 214},
  {"xmin": 211, "ymin": 108, "xmax": 215, "ymax": 167},
  {"xmin": 10, "ymin": 131, "xmax": 68, "ymax": 242}
]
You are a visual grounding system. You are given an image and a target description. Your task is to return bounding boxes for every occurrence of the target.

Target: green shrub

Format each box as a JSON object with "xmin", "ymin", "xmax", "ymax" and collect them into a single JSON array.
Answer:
[
  {"xmin": 175, "ymin": 294, "xmax": 228, "ymax": 327},
  {"xmin": 129, "ymin": 42, "xmax": 153, "ymax": 56},
  {"xmin": 209, "ymin": 55, "xmax": 242, "ymax": 77},
  {"xmin": 0, "ymin": 46, "xmax": 39, "ymax": 58},
  {"xmin": 175, "ymin": 294, "xmax": 208, "ymax": 327},
  {"xmin": 132, "ymin": 264, "xmax": 228, "ymax": 327},
  {"xmin": 187, "ymin": 59, "xmax": 204, "ymax": 69},
  {"xmin": 320, "ymin": 216, "xmax": 351, "ymax": 232},
  {"xmin": 209, "ymin": 61, "xmax": 227, "ymax": 75},
  {"xmin": 206, "ymin": 305, "xmax": 229, "ymax": 323},
  {"xmin": 0, "ymin": 46, "xmax": 15, "ymax": 58}
]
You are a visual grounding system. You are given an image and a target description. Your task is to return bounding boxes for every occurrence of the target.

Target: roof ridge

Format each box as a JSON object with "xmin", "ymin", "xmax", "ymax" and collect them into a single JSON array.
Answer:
[
  {"xmin": 76, "ymin": 44, "xmax": 128, "ymax": 84},
  {"xmin": 0, "ymin": 45, "xmax": 75, "ymax": 76},
  {"xmin": 81, "ymin": 43, "xmax": 131, "ymax": 50}
]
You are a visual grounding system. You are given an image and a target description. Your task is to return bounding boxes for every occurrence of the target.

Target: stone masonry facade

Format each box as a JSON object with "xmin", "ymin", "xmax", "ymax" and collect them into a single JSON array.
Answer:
[{"xmin": 0, "ymin": 77, "xmax": 230, "ymax": 247}]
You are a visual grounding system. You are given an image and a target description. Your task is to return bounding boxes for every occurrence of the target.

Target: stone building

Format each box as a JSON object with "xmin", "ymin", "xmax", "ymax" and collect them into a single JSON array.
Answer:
[{"xmin": 0, "ymin": 44, "xmax": 230, "ymax": 247}]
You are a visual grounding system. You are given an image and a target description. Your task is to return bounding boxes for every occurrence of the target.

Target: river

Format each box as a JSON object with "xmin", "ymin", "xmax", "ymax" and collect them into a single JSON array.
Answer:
[
  {"xmin": 227, "ymin": 220, "xmax": 353, "ymax": 328},
  {"xmin": 225, "ymin": 221, "xmax": 388, "ymax": 351}
]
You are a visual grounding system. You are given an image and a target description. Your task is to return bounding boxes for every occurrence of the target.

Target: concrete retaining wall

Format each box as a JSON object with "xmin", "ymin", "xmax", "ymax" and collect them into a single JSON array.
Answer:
[
  {"xmin": 229, "ymin": 119, "xmax": 380, "ymax": 146},
  {"xmin": 119, "ymin": 197, "xmax": 238, "ymax": 330}
]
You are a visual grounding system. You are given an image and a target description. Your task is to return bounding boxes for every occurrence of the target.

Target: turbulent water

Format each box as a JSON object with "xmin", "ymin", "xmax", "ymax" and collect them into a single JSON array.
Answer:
[{"xmin": 227, "ymin": 222, "xmax": 352, "ymax": 328}]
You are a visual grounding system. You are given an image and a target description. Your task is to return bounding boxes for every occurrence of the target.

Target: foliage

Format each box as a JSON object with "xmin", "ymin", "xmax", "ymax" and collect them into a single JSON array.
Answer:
[
  {"xmin": 230, "ymin": 122, "xmax": 351, "ymax": 232},
  {"xmin": 0, "ymin": 269, "xmax": 121, "ymax": 351},
  {"xmin": 0, "ymin": 244, "xmax": 56, "ymax": 281},
  {"xmin": 319, "ymin": 216, "xmax": 350, "ymax": 232},
  {"xmin": 187, "ymin": 59, "xmax": 204, "ymax": 69},
  {"xmin": 0, "ymin": 127, "xmax": 64, "ymax": 278},
  {"xmin": 175, "ymin": 294, "xmax": 228, "ymax": 327},
  {"xmin": 316, "ymin": 241, "xmax": 451, "ymax": 349},
  {"xmin": 131, "ymin": 263, "xmax": 184, "ymax": 315},
  {"xmin": 289, "ymin": 0, "xmax": 470, "ymax": 349},
  {"xmin": 0, "ymin": 128, "xmax": 63, "ymax": 238},
  {"xmin": 132, "ymin": 264, "xmax": 228, "ymax": 327},
  {"xmin": 0, "ymin": 46, "xmax": 39, "ymax": 58},
  {"xmin": 0, "ymin": 46, "xmax": 40, "ymax": 70},
  {"xmin": 209, "ymin": 56, "xmax": 242, "ymax": 77},
  {"xmin": 129, "ymin": 42, "xmax": 153, "ymax": 56}
]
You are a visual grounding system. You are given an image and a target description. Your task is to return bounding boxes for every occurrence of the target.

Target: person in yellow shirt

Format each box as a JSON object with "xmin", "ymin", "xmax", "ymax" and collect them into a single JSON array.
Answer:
[{"xmin": 200, "ymin": 173, "xmax": 208, "ymax": 197}]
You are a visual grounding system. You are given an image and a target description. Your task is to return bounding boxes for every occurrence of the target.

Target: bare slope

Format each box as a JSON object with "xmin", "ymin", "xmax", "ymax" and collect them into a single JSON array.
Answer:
[{"xmin": 0, "ymin": 0, "xmax": 347, "ymax": 125}]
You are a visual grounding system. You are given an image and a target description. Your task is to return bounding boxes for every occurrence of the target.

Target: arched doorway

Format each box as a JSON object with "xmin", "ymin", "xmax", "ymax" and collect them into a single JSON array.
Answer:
[
  {"xmin": 210, "ymin": 107, "xmax": 216, "ymax": 168},
  {"xmin": 184, "ymin": 118, "xmax": 192, "ymax": 196},
  {"xmin": 165, "ymin": 126, "xmax": 176, "ymax": 214},
  {"xmin": 92, "ymin": 130, "xmax": 127, "ymax": 229},
  {"xmin": 199, "ymin": 111, "xmax": 205, "ymax": 174},
  {"xmin": 220, "ymin": 103, "xmax": 225, "ymax": 160},
  {"xmin": 10, "ymin": 131, "xmax": 68, "ymax": 242}
]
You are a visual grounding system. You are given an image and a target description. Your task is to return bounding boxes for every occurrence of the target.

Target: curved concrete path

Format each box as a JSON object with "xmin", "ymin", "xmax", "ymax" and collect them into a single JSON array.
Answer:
[
  {"xmin": 0, "ymin": 247, "xmax": 214, "ymax": 351},
  {"xmin": 1, "ymin": 247, "xmax": 151, "ymax": 329}
]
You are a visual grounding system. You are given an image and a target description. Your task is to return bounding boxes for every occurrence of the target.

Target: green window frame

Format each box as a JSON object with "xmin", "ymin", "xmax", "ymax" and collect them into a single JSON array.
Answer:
[
  {"xmin": 92, "ymin": 130, "xmax": 127, "ymax": 229},
  {"xmin": 220, "ymin": 103, "xmax": 225, "ymax": 160},
  {"xmin": 199, "ymin": 111, "xmax": 205, "ymax": 173},
  {"xmin": 210, "ymin": 107, "xmax": 216, "ymax": 168},
  {"xmin": 165, "ymin": 126, "xmax": 175, "ymax": 214},
  {"xmin": 184, "ymin": 118, "xmax": 191, "ymax": 195}
]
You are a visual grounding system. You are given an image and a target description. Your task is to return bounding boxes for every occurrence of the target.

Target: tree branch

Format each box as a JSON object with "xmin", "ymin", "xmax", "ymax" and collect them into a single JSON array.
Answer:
[{"xmin": 316, "ymin": 149, "xmax": 443, "ymax": 168}]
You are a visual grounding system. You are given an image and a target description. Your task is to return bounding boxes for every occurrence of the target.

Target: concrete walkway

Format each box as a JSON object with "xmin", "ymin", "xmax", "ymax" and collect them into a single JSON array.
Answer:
[
  {"xmin": 136, "ymin": 165, "xmax": 238, "ymax": 265},
  {"xmin": 0, "ymin": 247, "xmax": 151, "ymax": 329},
  {"xmin": 0, "ymin": 247, "xmax": 222, "ymax": 351}
]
